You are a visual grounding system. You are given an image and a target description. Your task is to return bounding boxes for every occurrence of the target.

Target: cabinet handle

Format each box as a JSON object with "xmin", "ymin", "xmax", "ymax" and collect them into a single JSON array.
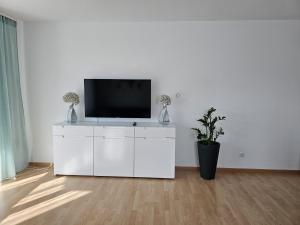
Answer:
[
  {"xmin": 94, "ymin": 136, "xmax": 105, "ymax": 138},
  {"xmin": 135, "ymin": 137, "xmax": 146, "ymax": 139},
  {"xmin": 53, "ymin": 135, "xmax": 64, "ymax": 138},
  {"xmin": 164, "ymin": 137, "xmax": 175, "ymax": 139}
]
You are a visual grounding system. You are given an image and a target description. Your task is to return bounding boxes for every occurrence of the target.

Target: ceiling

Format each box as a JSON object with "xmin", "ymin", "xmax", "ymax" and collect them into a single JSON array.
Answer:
[{"xmin": 0, "ymin": 0, "xmax": 300, "ymax": 21}]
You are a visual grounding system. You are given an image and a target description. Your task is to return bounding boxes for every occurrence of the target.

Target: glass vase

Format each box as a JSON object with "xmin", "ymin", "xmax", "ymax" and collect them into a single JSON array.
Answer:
[
  {"xmin": 67, "ymin": 104, "xmax": 77, "ymax": 123},
  {"xmin": 159, "ymin": 105, "xmax": 170, "ymax": 124}
]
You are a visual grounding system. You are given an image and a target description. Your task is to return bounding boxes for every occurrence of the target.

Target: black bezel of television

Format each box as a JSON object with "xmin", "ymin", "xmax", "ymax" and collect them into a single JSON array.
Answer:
[{"xmin": 84, "ymin": 79, "xmax": 151, "ymax": 118}]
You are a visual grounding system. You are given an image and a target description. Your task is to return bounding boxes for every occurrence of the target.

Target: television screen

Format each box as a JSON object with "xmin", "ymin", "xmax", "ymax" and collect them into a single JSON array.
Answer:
[{"xmin": 84, "ymin": 79, "xmax": 151, "ymax": 118}]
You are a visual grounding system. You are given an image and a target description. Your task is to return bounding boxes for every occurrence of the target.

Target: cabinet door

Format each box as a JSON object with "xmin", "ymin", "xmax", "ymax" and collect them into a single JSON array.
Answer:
[
  {"xmin": 53, "ymin": 136, "xmax": 93, "ymax": 175},
  {"xmin": 94, "ymin": 137, "xmax": 134, "ymax": 177},
  {"xmin": 134, "ymin": 137, "xmax": 175, "ymax": 178}
]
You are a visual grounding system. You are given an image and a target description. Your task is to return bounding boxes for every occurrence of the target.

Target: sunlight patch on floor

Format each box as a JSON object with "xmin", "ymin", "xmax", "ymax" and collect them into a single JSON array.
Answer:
[
  {"xmin": 28, "ymin": 177, "xmax": 66, "ymax": 195},
  {"xmin": 13, "ymin": 185, "xmax": 65, "ymax": 207},
  {"xmin": 0, "ymin": 190, "xmax": 91, "ymax": 225},
  {"xmin": 0, "ymin": 173, "xmax": 48, "ymax": 191}
]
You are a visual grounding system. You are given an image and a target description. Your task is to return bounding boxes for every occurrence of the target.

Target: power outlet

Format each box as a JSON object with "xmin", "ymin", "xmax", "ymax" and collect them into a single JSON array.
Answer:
[{"xmin": 239, "ymin": 152, "xmax": 245, "ymax": 158}]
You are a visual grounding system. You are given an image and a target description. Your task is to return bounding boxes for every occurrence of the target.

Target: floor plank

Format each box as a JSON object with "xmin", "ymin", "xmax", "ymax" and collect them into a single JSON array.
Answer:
[{"xmin": 0, "ymin": 167, "xmax": 299, "ymax": 225}]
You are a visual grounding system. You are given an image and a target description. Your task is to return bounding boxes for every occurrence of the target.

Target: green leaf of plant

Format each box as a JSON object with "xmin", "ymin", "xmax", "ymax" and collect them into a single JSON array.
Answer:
[{"xmin": 192, "ymin": 107, "xmax": 226, "ymax": 142}]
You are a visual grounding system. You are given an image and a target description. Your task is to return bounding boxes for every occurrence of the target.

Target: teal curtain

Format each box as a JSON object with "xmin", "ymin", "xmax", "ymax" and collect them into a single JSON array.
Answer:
[{"xmin": 0, "ymin": 16, "xmax": 28, "ymax": 181}]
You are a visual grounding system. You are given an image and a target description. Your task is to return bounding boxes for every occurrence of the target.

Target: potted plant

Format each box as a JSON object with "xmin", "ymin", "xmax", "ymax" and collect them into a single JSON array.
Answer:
[{"xmin": 192, "ymin": 107, "xmax": 226, "ymax": 180}]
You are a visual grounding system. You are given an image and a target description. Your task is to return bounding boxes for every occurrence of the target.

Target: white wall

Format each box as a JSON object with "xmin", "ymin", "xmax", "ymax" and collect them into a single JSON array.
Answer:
[{"xmin": 24, "ymin": 20, "xmax": 300, "ymax": 169}]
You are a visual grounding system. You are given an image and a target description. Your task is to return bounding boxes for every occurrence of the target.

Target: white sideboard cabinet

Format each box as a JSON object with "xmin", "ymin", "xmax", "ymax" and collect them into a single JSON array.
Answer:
[{"xmin": 53, "ymin": 122, "xmax": 176, "ymax": 179}]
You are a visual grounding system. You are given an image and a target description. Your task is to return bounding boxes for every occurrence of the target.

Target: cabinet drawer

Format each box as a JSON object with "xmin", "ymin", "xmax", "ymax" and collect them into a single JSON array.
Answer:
[
  {"xmin": 135, "ymin": 127, "xmax": 175, "ymax": 138},
  {"xmin": 94, "ymin": 126, "xmax": 134, "ymax": 138},
  {"xmin": 53, "ymin": 125, "xmax": 93, "ymax": 137}
]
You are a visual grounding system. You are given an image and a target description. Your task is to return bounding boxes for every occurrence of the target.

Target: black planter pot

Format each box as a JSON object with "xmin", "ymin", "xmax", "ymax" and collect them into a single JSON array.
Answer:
[{"xmin": 197, "ymin": 141, "xmax": 220, "ymax": 180}]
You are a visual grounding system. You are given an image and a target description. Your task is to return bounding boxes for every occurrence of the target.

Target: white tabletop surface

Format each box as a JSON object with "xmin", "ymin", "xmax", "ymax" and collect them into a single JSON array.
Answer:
[{"xmin": 55, "ymin": 121, "xmax": 175, "ymax": 128}]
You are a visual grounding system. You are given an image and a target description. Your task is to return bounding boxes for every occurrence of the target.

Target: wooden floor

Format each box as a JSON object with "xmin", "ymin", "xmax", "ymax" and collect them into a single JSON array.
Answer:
[{"xmin": 0, "ymin": 167, "xmax": 299, "ymax": 225}]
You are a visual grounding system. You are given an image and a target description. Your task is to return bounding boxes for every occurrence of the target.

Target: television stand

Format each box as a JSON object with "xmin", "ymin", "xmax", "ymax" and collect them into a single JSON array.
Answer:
[{"xmin": 52, "ymin": 121, "xmax": 176, "ymax": 179}]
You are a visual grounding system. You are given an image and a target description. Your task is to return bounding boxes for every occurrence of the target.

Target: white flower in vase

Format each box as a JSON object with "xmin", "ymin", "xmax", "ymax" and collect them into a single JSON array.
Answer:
[
  {"xmin": 63, "ymin": 92, "xmax": 80, "ymax": 123},
  {"xmin": 159, "ymin": 95, "xmax": 171, "ymax": 124}
]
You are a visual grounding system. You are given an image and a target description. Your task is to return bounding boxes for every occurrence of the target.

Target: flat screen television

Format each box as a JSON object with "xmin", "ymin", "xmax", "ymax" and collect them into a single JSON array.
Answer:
[{"xmin": 84, "ymin": 79, "xmax": 151, "ymax": 118}]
